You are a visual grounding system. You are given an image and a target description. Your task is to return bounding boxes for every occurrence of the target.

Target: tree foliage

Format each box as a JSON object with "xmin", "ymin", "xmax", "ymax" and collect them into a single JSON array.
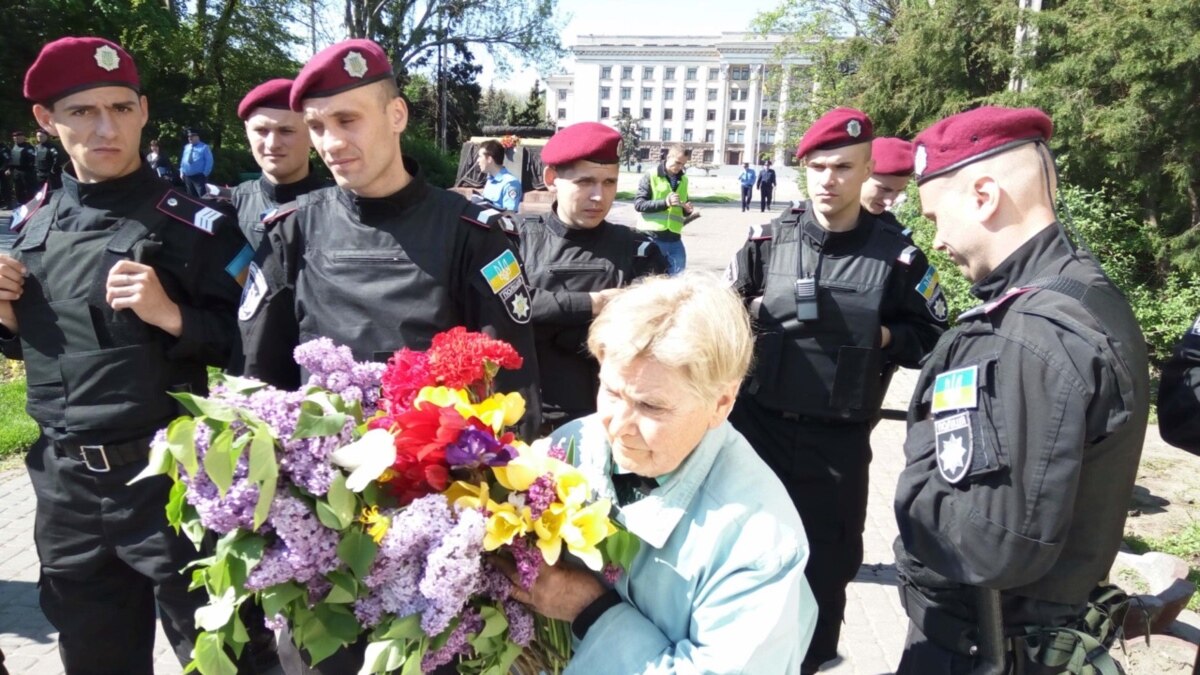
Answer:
[{"xmin": 615, "ymin": 112, "xmax": 644, "ymax": 165}]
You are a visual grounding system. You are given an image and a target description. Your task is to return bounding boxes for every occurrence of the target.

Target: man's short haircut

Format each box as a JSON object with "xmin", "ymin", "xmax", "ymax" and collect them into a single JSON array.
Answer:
[
  {"xmin": 666, "ymin": 144, "xmax": 686, "ymax": 161},
  {"xmin": 377, "ymin": 77, "xmax": 399, "ymax": 106},
  {"xmin": 479, "ymin": 139, "xmax": 505, "ymax": 165}
]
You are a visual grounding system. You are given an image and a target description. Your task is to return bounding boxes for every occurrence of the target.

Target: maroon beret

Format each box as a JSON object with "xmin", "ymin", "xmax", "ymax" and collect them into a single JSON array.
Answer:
[
  {"xmin": 24, "ymin": 37, "xmax": 140, "ymax": 105},
  {"xmin": 872, "ymin": 137, "xmax": 914, "ymax": 176},
  {"xmin": 290, "ymin": 39, "xmax": 393, "ymax": 111},
  {"xmin": 238, "ymin": 78, "xmax": 294, "ymax": 120},
  {"xmin": 541, "ymin": 122, "xmax": 622, "ymax": 166},
  {"xmin": 796, "ymin": 107, "xmax": 873, "ymax": 159},
  {"xmin": 913, "ymin": 106, "xmax": 1053, "ymax": 184}
]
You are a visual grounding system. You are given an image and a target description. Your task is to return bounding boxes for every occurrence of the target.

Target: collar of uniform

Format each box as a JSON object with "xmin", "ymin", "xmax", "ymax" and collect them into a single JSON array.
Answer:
[
  {"xmin": 487, "ymin": 166, "xmax": 512, "ymax": 184},
  {"xmin": 798, "ymin": 202, "xmax": 872, "ymax": 255},
  {"xmin": 546, "ymin": 204, "xmax": 607, "ymax": 238},
  {"xmin": 61, "ymin": 161, "xmax": 159, "ymax": 211},
  {"xmin": 259, "ymin": 170, "xmax": 325, "ymax": 204},
  {"xmin": 337, "ymin": 155, "xmax": 428, "ymax": 219},
  {"xmin": 970, "ymin": 225, "xmax": 1072, "ymax": 301}
]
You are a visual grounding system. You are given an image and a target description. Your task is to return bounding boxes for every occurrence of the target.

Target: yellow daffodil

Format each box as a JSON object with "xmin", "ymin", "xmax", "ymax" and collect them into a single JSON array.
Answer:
[
  {"xmin": 561, "ymin": 499, "xmax": 618, "ymax": 570},
  {"xmin": 533, "ymin": 502, "xmax": 568, "ymax": 564},
  {"xmin": 470, "ymin": 392, "xmax": 526, "ymax": 433},
  {"xmin": 493, "ymin": 449, "xmax": 552, "ymax": 491},
  {"xmin": 553, "ymin": 466, "xmax": 590, "ymax": 508},
  {"xmin": 484, "ymin": 501, "xmax": 532, "ymax": 550},
  {"xmin": 358, "ymin": 506, "xmax": 391, "ymax": 544},
  {"xmin": 445, "ymin": 480, "xmax": 490, "ymax": 511}
]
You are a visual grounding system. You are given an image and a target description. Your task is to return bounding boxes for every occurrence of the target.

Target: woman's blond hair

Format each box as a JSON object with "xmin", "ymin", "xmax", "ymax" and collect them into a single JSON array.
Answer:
[{"xmin": 587, "ymin": 271, "xmax": 753, "ymax": 401}]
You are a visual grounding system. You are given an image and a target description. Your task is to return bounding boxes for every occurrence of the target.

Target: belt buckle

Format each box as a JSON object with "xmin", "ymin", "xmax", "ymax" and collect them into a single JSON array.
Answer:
[{"xmin": 79, "ymin": 445, "xmax": 111, "ymax": 473}]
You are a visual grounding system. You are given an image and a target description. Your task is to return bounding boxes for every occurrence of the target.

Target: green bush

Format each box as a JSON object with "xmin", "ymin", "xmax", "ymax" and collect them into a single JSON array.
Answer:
[
  {"xmin": 0, "ymin": 378, "xmax": 38, "ymax": 458},
  {"xmin": 402, "ymin": 133, "xmax": 458, "ymax": 189}
]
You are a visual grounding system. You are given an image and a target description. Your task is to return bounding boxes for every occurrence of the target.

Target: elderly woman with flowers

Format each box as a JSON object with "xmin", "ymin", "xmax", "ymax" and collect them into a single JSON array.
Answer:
[{"xmin": 504, "ymin": 272, "xmax": 818, "ymax": 673}]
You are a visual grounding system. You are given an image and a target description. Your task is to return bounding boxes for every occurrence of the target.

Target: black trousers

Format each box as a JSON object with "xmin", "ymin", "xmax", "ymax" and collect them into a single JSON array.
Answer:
[
  {"xmin": 741, "ymin": 185, "xmax": 753, "ymax": 210},
  {"xmin": 897, "ymin": 621, "xmax": 1090, "ymax": 675},
  {"xmin": 728, "ymin": 397, "xmax": 871, "ymax": 674},
  {"xmin": 26, "ymin": 435, "xmax": 207, "ymax": 675},
  {"xmin": 760, "ymin": 186, "xmax": 775, "ymax": 212}
]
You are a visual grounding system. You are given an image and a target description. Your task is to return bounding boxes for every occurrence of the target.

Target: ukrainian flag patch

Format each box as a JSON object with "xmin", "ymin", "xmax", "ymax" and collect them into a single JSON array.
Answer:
[
  {"xmin": 225, "ymin": 244, "xmax": 255, "ymax": 286},
  {"xmin": 931, "ymin": 365, "xmax": 978, "ymax": 414},
  {"xmin": 916, "ymin": 266, "xmax": 940, "ymax": 301},
  {"xmin": 481, "ymin": 249, "xmax": 521, "ymax": 294}
]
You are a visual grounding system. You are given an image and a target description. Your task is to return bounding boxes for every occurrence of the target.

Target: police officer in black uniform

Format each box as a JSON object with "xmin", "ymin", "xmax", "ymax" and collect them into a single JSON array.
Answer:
[
  {"xmin": 7, "ymin": 130, "xmax": 37, "ymax": 205},
  {"xmin": 237, "ymin": 39, "xmax": 540, "ymax": 674},
  {"xmin": 34, "ymin": 128, "xmax": 65, "ymax": 190},
  {"xmin": 726, "ymin": 107, "xmax": 947, "ymax": 674},
  {"xmin": 1159, "ymin": 313, "xmax": 1200, "ymax": 454},
  {"xmin": 513, "ymin": 122, "xmax": 668, "ymax": 431},
  {"xmin": 0, "ymin": 37, "xmax": 256, "ymax": 674},
  {"xmin": 229, "ymin": 78, "xmax": 330, "ymax": 248},
  {"xmin": 893, "ymin": 106, "xmax": 1149, "ymax": 674},
  {"xmin": 862, "ymin": 136, "xmax": 916, "ymax": 238}
]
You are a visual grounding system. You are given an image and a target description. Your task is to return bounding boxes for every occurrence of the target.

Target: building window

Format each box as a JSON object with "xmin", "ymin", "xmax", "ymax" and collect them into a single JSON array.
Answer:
[
  {"xmin": 642, "ymin": 87, "xmax": 653, "ymax": 100},
  {"xmin": 685, "ymin": 109, "xmax": 695, "ymax": 121},
  {"xmin": 662, "ymin": 128, "xmax": 672, "ymax": 141},
  {"xmin": 731, "ymin": 65, "xmax": 750, "ymax": 80},
  {"xmin": 664, "ymin": 108, "xmax": 674, "ymax": 120},
  {"xmin": 621, "ymin": 87, "xmax": 631, "ymax": 100},
  {"xmin": 664, "ymin": 87, "xmax": 675, "ymax": 100},
  {"xmin": 683, "ymin": 129, "xmax": 693, "ymax": 142},
  {"xmin": 686, "ymin": 67, "xmax": 698, "ymax": 81},
  {"xmin": 685, "ymin": 88, "xmax": 696, "ymax": 101},
  {"xmin": 727, "ymin": 128, "xmax": 745, "ymax": 143},
  {"xmin": 557, "ymin": 108, "xmax": 566, "ymax": 120},
  {"xmin": 640, "ymin": 128, "xmax": 650, "ymax": 140},
  {"xmin": 642, "ymin": 107, "xmax": 651, "ymax": 120},
  {"xmin": 728, "ymin": 88, "xmax": 748, "ymax": 102},
  {"xmin": 703, "ymin": 149, "xmax": 713, "ymax": 162},
  {"xmin": 600, "ymin": 106, "xmax": 609, "ymax": 118},
  {"xmin": 557, "ymin": 89, "xmax": 567, "ymax": 100},
  {"xmin": 665, "ymin": 67, "xmax": 676, "ymax": 81},
  {"xmin": 760, "ymin": 130, "xmax": 776, "ymax": 143},
  {"xmin": 707, "ymin": 88, "xmax": 718, "ymax": 101},
  {"xmin": 601, "ymin": 66, "xmax": 612, "ymax": 79},
  {"xmin": 762, "ymin": 108, "xmax": 772, "ymax": 120},
  {"xmin": 621, "ymin": 107, "xmax": 631, "ymax": 117},
  {"xmin": 600, "ymin": 86, "xmax": 610, "ymax": 99},
  {"xmin": 729, "ymin": 109, "xmax": 746, "ymax": 122},
  {"xmin": 643, "ymin": 66, "xmax": 654, "ymax": 80},
  {"xmin": 622, "ymin": 66, "xmax": 633, "ymax": 79},
  {"xmin": 705, "ymin": 129, "xmax": 715, "ymax": 142},
  {"xmin": 708, "ymin": 67, "xmax": 719, "ymax": 80},
  {"xmin": 706, "ymin": 109, "xmax": 716, "ymax": 121}
]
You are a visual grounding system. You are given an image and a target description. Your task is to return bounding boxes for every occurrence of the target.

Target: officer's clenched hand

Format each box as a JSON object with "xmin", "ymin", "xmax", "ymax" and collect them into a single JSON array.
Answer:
[
  {"xmin": 0, "ymin": 253, "xmax": 26, "ymax": 332},
  {"xmin": 105, "ymin": 260, "xmax": 183, "ymax": 337}
]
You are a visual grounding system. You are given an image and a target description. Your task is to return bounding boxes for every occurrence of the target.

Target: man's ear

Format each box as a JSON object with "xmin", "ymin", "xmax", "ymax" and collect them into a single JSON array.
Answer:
[
  {"xmin": 973, "ymin": 174, "xmax": 1001, "ymax": 222},
  {"xmin": 542, "ymin": 165, "xmax": 558, "ymax": 193},
  {"xmin": 390, "ymin": 96, "xmax": 408, "ymax": 135},
  {"xmin": 32, "ymin": 104, "xmax": 57, "ymax": 137}
]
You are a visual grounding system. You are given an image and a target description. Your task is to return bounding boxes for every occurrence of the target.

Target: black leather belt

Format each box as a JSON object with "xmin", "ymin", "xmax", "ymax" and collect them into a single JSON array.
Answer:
[
  {"xmin": 54, "ymin": 437, "xmax": 153, "ymax": 472},
  {"xmin": 899, "ymin": 582, "xmax": 982, "ymax": 657}
]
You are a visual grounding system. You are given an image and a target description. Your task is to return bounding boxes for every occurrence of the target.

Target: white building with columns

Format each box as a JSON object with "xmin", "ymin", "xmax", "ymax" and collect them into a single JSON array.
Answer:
[{"xmin": 544, "ymin": 33, "xmax": 811, "ymax": 166}]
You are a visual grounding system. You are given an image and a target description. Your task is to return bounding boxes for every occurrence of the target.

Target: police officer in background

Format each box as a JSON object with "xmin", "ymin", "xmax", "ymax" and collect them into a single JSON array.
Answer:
[
  {"xmin": 476, "ymin": 138, "xmax": 522, "ymax": 211},
  {"xmin": 0, "ymin": 37, "xmax": 255, "ymax": 674},
  {"xmin": 229, "ymin": 78, "xmax": 330, "ymax": 248},
  {"xmin": 894, "ymin": 107, "xmax": 1149, "ymax": 674},
  {"xmin": 514, "ymin": 122, "xmax": 668, "ymax": 431},
  {"xmin": 34, "ymin": 128, "xmax": 64, "ymax": 189},
  {"xmin": 1159, "ymin": 313, "xmax": 1200, "ymax": 454},
  {"xmin": 726, "ymin": 107, "xmax": 947, "ymax": 674},
  {"xmin": 239, "ymin": 42, "xmax": 540, "ymax": 671},
  {"xmin": 862, "ymin": 136, "xmax": 915, "ymax": 236},
  {"xmin": 7, "ymin": 130, "xmax": 37, "ymax": 204}
]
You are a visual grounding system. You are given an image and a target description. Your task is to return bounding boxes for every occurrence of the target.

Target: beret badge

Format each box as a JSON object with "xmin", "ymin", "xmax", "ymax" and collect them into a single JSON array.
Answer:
[
  {"xmin": 94, "ymin": 45, "xmax": 120, "ymax": 72},
  {"xmin": 343, "ymin": 51, "xmax": 369, "ymax": 78},
  {"xmin": 914, "ymin": 144, "xmax": 928, "ymax": 178},
  {"xmin": 846, "ymin": 119, "xmax": 862, "ymax": 138}
]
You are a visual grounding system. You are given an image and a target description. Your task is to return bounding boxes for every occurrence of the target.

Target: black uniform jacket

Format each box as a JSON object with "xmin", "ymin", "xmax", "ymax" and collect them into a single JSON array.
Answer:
[
  {"xmin": 230, "ymin": 172, "xmax": 331, "ymax": 249},
  {"xmin": 1158, "ymin": 313, "xmax": 1200, "ymax": 454},
  {"xmin": 516, "ymin": 207, "xmax": 667, "ymax": 417},
  {"xmin": 895, "ymin": 226, "xmax": 1149, "ymax": 623},
  {"xmin": 0, "ymin": 163, "xmax": 248, "ymax": 442},
  {"xmin": 238, "ymin": 158, "xmax": 541, "ymax": 427}
]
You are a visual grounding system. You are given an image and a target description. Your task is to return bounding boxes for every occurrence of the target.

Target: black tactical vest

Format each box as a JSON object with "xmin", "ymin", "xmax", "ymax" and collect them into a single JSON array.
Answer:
[
  {"xmin": 231, "ymin": 180, "xmax": 275, "ymax": 249},
  {"xmin": 750, "ymin": 209, "xmax": 907, "ymax": 421},
  {"xmin": 13, "ymin": 193, "xmax": 202, "ymax": 438}
]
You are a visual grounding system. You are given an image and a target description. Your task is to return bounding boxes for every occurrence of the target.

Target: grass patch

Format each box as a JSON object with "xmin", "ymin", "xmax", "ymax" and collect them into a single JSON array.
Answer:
[
  {"xmin": 1124, "ymin": 522, "xmax": 1200, "ymax": 610},
  {"xmin": 0, "ymin": 378, "xmax": 38, "ymax": 458}
]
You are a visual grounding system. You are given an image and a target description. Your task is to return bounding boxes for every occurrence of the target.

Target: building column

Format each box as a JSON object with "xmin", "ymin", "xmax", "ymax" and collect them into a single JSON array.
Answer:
[
  {"xmin": 713, "ymin": 64, "xmax": 730, "ymax": 164},
  {"xmin": 745, "ymin": 64, "xmax": 763, "ymax": 164},
  {"xmin": 773, "ymin": 66, "xmax": 791, "ymax": 165}
]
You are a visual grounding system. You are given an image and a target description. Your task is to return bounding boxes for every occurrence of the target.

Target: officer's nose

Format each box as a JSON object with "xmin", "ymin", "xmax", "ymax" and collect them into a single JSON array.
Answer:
[{"xmin": 94, "ymin": 109, "xmax": 118, "ymax": 140}]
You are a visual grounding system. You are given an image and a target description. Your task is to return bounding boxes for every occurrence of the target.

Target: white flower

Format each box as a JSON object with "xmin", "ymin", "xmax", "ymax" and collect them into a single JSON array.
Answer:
[{"xmin": 330, "ymin": 428, "xmax": 395, "ymax": 492}]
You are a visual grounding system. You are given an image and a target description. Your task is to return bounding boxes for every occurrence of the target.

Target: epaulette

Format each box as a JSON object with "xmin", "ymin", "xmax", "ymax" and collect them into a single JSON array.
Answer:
[
  {"xmin": 8, "ymin": 183, "xmax": 50, "ymax": 233},
  {"xmin": 155, "ymin": 189, "xmax": 231, "ymax": 236},
  {"xmin": 897, "ymin": 245, "xmax": 918, "ymax": 266},
  {"xmin": 261, "ymin": 200, "xmax": 300, "ymax": 226},
  {"xmin": 748, "ymin": 223, "xmax": 773, "ymax": 241},
  {"xmin": 205, "ymin": 183, "xmax": 233, "ymax": 202},
  {"xmin": 956, "ymin": 286, "xmax": 1036, "ymax": 322},
  {"xmin": 463, "ymin": 207, "xmax": 521, "ymax": 237}
]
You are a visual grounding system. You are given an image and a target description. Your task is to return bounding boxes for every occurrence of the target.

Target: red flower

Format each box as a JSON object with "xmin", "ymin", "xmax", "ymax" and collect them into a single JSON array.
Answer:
[
  {"xmin": 384, "ymin": 401, "xmax": 469, "ymax": 503},
  {"xmin": 425, "ymin": 327, "xmax": 523, "ymax": 390},
  {"xmin": 380, "ymin": 348, "xmax": 431, "ymax": 413}
]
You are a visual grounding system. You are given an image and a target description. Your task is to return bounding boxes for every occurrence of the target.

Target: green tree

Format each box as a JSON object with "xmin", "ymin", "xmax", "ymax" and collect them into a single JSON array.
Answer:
[
  {"xmin": 615, "ymin": 112, "xmax": 644, "ymax": 166},
  {"xmin": 508, "ymin": 81, "xmax": 545, "ymax": 127},
  {"xmin": 479, "ymin": 85, "xmax": 522, "ymax": 128}
]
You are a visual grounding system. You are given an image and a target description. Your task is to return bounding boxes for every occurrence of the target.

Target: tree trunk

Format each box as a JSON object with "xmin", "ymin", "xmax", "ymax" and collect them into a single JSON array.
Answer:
[{"xmin": 208, "ymin": 0, "xmax": 241, "ymax": 149}]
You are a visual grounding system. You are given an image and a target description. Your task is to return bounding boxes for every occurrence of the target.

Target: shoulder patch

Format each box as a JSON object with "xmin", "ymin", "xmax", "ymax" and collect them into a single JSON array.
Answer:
[
  {"xmin": 748, "ymin": 223, "xmax": 773, "ymax": 241},
  {"xmin": 956, "ymin": 286, "xmax": 1037, "ymax": 322},
  {"xmin": 238, "ymin": 261, "xmax": 268, "ymax": 321},
  {"xmin": 935, "ymin": 412, "xmax": 973, "ymax": 484},
  {"xmin": 499, "ymin": 215, "xmax": 520, "ymax": 237},
  {"xmin": 480, "ymin": 249, "xmax": 531, "ymax": 325},
  {"xmin": 8, "ymin": 183, "xmax": 50, "ymax": 233},
  {"xmin": 262, "ymin": 203, "xmax": 299, "ymax": 225},
  {"xmin": 156, "ymin": 190, "xmax": 229, "ymax": 235},
  {"xmin": 225, "ymin": 243, "xmax": 255, "ymax": 286},
  {"xmin": 931, "ymin": 365, "xmax": 979, "ymax": 414},
  {"xmin": 898, "ymin": 245, "xmax": 918, "ymax": 265},
  {"xmin": 461, "ymin": 209, "xmax": 496, "ymax": 230}
]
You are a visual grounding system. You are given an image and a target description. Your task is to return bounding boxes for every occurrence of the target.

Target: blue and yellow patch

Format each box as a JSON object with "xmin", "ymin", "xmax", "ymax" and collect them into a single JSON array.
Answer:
[
  {"xmin": 931, "ymin": 365, "xmax": 978, "ymax": 414},
  {"xmin": 481, "ymin": 249, "xmax": 522, "ymax": 294},
  {"xmin": 225, "ymin": 244, "xmax": 254, "ymax": 286},
  {"xmin": 916, "ymin": 266, "xmax": 941, "ymax": 301}
]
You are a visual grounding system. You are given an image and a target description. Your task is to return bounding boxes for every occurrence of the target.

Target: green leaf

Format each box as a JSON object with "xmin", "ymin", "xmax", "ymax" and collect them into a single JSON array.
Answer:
[
  {"xmin": 167, "ymin": 417, "xmax": 200, "ymax": 477},
  {"xmin": 192, "ymin": 631, "xmax": 238, "ymax": 675},
  {"xmin": 247, "ymin": 424, "xmax": 279, "ymax": 483},
  {"xmin": 195, "ymin": 587, "xmax": 238, "ymax": 632},
  {"xmin": 324, "ymin": 570, "xmax": 358, "ymax": 604},
  {"xmin": 496, "ymin": 640, "xmax": 523, "ymax": 674},
  {"xmin": 378, "ymin": 613, "xmax": 423, "ymax": 641},
  {"xmin": 127, "ymin": 438, "xmax": 175, "ymax": 484},
  {"xmin": 220, "ymin": 374, "xmax": 269, "ymax": 394},
  {"xmin": 478, "ymin": 604, "xmax": 509, "ymax": 639},
  {"xmin": 204, "ymin": 555, "xmax": 233, "ymax": 596},
  {"xmin": 203, "ymin": 428, "xmax": 236, "ymax": 496},
  {"xmin": 172, "ymin": 391, "xmax": 239, "ymax": 422},
  {"xmin": 260, "ymin": 583, "xmax": 306, "ymax": 618},
  {"xmin": 337, "ymin": 527, "xmax": 379, "ymax": 579},
  {"xmin": 166, "ymin": 478, "xmax": 188, "ymax": 533},
  {"xmin": 252, "ymin": 475, "xmax": 276, "ymax": 531},
  {"xmin": 292, "ymin": 399, "xmax": 348, "ymax": 440},
  {"xmin": 400, "ymin": 637, "xmax": 426, "ymax": 675},
  {"xmin": 325, "ymin": 473, "xmax": 358, "ymax": 528},
  {"xmin": 303, "ymin": 604, "xmax": 362, "ymax": 666},
  {"xmin": 362, "ymin": 639, "xmax": 407, "ymax": 674},
  {"xmin": 315, "ymin": 500, "xmax": 347, "ymax": 530},
  {"xmin": 601, "ymin": 528, "xmax": 641, "ymax": 572}
]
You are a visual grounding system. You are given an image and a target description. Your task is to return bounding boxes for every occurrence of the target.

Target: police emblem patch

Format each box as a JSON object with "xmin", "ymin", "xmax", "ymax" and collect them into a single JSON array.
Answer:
[
  {"xmin": 1190, "ymin": 313, "xmax": 1200, "ymax": 335},
  {"xmin": 94, "ymin": 45, "xmax": 120, "ymax": 72},
  {"xmin": 914, "ymin": 145, "xmax": 928, "ymax": 177},
  {"xmin": 931, "ymin": 365, "xmax": 978, "ymax": 414},
  {"xmin": 928, "ymin": 289, "xmax": 949, "ymax": 322},
  {"xmin": 846, "ymin": 119, "xmax": 862, "ymax": 138},
  {"xmin": 343, "ymin": 51, "xmax": 369, "ymax": 78},
  {"xmin": 480, "ymin": 250, "xmax": 532, "ymax": 324},
  {"xmin": 238, "ymin": 262, "xmax": 268, "ymax": 321},
  {"xmin": 935, "ymin": 412, "xmax": 973, "ymax": 484}
]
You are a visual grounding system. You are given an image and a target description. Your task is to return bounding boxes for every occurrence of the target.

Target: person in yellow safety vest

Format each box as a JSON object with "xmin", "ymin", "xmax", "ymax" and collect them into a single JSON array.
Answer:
[{"xmin": 634, "ymin": 144, "xmax": 694, "ymax": 275}]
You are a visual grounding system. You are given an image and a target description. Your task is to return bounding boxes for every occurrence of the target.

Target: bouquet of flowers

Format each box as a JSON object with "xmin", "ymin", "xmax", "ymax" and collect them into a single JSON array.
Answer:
[
  {"xmin": 133, "ymin": 328, "xmax": 638, "ymax": 675},
  {"xmin": 499, "ymin": 134, "xmax": 521, "ymax": 149}
]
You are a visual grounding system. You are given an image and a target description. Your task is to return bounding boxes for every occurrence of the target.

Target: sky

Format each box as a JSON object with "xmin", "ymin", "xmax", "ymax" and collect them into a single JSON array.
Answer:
[{"xmin": 474, "ymin": 0, "xmax": 784, "ymax": 94}]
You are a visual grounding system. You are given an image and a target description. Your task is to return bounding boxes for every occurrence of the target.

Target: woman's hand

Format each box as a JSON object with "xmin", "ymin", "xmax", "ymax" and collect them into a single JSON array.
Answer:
[{"xmin": 494, "ymin": 556, "xmax": 606, "ymax": 623}]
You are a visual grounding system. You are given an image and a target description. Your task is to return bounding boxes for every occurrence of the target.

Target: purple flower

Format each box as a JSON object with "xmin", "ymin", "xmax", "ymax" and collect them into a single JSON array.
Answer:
[
  {"xmin": 603, "ymin": 563, "xmax": 622, "ymax": 585},
  {"xmin": 421, "ymin": 608, "xmax": 482, "ymax": 671},
  {"xmin": 510, "ymin": 536, "xmax": 542, "ymax": 591},
  {"xmin": 526, "ymin": 474, "xmax": 556, "ymax": 520},
  {"xmin": 444, "ymin": 428, "xmax": 516, "ymax": 469},
  {"xmin": 418, "ymin": 508, "xmax": 486, "ymax": 635},
  {"xmin": 245, "ymin": 493, "xmax": 340, "ymax": 593},
  {"xmin": 548, "ymin": 438, "xmax": 568, "ymax": 461},
  {"xmin": 503, "ymin": 599, "xmax": 534, "ymax": 647}
]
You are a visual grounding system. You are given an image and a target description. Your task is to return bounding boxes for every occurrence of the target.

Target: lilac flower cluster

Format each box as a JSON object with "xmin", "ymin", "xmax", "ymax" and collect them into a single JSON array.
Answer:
[
  {"xmin": 510, "ymin": 536, "xmax": 542, "ymax": 591},
  {"xmin": 525, "ymin": 475, "xmax": 556, "ymax": 520},
  {"xmin": 356, "ymin": 496, "xmax": 486, "ymax": 638},
  {"xmin": 245, "ymin": 493, "xmax": 341, "ymax": 594},
  {"xmin": 159, "ymin": 417, "xmax": 258, "ymax": 534},
  {"xmin": 503, "ymin": 599, "xmax": 534, "ymax": 647},
  {"xmin": 294, "ymin": 338, "xmax": 386, "ymax": 414},
  {"xmin": 421, "ymin": 608, "xmax": 483, "ymax": 671}
]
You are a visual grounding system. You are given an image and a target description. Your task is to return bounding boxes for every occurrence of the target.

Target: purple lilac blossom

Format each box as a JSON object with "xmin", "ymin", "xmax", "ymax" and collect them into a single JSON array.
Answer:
[
  {"xmin": 602, "ymin": 563, "xmax": 622, "ymax": 585},
  {"xmin": 294, "ymin": 338, "xmax": 386, "ymax": 414},
  {"xmin": 548, "ymin": 438, "xmax": 568, "ymax": 461},
  {"xmin": 421, "ymin": 608, "xmax": 483, "ymax": 671},
  {"xmin": 525, "ymin": 474, "xmax": 556, "ymax": 520},
  {"xmin": 245, "ymin": 493, "xmax": 341, "ymax": 593},
  {"xmin": 510, "ymin": 536, "xmax": 542, "ymax": 591},
  {"xmin": 359, "ymin": 496, "xmax": 456, "ymax": 628},
  {"xmin": 477, "ymin": 563, "xmax": 513, "ymax": 602},
  {"xmin": 418, "ymin": 508, "xmax": 486, "ymax": 635},
  {"xmin": 503, "ymin": 599, "xmax": 534, "ymax": 647},
  {"xmin": 444, "ymin": 428, "xmax": 516, "ymax": 469}
]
